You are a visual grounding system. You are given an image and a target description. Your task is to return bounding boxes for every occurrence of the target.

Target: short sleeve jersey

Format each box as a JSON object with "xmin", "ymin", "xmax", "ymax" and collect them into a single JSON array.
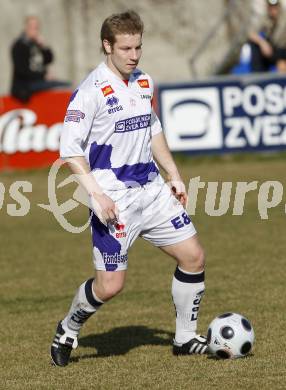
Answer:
[{"xmin": 60, "ymin": 62, "xmax": 163, "ymax": 191}]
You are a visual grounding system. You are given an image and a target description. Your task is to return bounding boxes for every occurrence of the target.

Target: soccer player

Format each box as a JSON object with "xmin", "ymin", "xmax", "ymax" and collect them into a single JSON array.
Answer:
[{"xmin": 51, "ymin": 10, "xmax": 207, "ymax": 367}]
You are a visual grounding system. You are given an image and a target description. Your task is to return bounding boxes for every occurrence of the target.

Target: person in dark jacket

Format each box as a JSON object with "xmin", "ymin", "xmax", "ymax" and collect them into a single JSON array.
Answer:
[
  {"xmin": 248, "ymin": 0, "xmax": 286, "ymax": 73},
  {"xmin": 10, "ymin": 15, "xmax": 70, "ymax": 102}
]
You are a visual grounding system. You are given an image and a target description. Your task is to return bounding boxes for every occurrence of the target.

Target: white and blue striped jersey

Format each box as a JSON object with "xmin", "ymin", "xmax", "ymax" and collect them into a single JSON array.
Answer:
[{"xmin": 60, "ymin": 62, "xmax": 163, "ymax": 190}]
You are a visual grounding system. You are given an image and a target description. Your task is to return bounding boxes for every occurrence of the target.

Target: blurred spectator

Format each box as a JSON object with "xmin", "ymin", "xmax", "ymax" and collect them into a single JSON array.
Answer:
[
  {"xmin": 248, "ymin": 0, "xmax": 286, "ymax": 72},
  {"xmin": 10, "ymin": 15, "xmax": 71, "ymax": 102}
]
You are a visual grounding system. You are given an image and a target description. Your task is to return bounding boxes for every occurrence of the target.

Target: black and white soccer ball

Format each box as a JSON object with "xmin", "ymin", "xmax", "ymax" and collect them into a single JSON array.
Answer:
[{"xmin": 207, "ymin": 312, "xmax": 255, "ymax": 359}]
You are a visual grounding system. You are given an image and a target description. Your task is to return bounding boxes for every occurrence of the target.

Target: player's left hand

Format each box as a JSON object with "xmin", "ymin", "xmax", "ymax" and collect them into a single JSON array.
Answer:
[{"xmin": 167, "ymin": 174, "xmax": 188, "ymax": 207}]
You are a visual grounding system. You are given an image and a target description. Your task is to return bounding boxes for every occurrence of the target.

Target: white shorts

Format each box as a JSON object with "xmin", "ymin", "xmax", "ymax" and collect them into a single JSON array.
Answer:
[{"xmin": 91, "ymin": 180, "xmax": 196, "ymax": 271}]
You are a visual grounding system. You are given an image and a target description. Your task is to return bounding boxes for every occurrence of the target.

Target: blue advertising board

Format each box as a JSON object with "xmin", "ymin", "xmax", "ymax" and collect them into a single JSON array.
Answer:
[{"xmin": 158, "ymin": 74, "xmax": 286, "ymax": 153}]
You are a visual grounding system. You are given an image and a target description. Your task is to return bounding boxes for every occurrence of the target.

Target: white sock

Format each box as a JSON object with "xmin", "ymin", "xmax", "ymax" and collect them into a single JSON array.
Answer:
[
  {"xmin": 62, "ymin": 278, "xmax": 104, "ymax": 336},
  {"xmin": 172, "ymin": 266, "xmax": 205, "ymax": 344}
]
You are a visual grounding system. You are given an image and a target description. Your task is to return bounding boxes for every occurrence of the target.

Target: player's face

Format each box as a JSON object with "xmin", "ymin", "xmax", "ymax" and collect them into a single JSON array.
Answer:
[{"xmin": 104, "ymin": 33, "xmax": 142, "ymax": 79}]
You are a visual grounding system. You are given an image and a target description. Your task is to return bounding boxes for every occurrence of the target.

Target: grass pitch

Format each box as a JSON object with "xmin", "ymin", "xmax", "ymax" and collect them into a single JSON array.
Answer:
[{"xmin": 1, "ymin": 154, "xmax": 286, "ymax": 389}]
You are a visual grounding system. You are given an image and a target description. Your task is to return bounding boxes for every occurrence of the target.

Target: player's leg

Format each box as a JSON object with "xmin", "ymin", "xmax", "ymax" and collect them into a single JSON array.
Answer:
[
  {"xmin": 51, "ymin": 196, "xmax": 140, "ymax": 367},
  {"xmin": 51, "ymin": 211, "xmax": 129, "ymax": 367},
  {"xmin": 51, "ymin": 270, "xmax": 126, "ymax": 366},
  {"xmin": 141, "ymin": 182, "xmax": 207, "ymax": 355},
  {"xmin": 159, "ymin": 235, "xmax": 207, "ymax": 354},
  {"xmin": 62, "ymin": 269, "xmax": 126, "ymax": 334},
  {"xmin": 93, "ymin": 269, "xmax": 126, "ymax": 300},
  {"xmin": 62, "ymin": 269, "xmax": 126, "ymax": 335}
]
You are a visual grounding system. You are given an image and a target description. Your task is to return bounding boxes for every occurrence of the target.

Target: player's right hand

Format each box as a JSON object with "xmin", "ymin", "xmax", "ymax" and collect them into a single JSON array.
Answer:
[{"xmin": 89, "ymin": 192, "xmax": 119, "ymax": 225}]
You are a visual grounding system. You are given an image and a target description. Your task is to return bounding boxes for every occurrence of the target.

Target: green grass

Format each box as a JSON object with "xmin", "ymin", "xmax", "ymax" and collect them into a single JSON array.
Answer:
[{"xmin": 1, "ymin": 155, "xmax": 286, "ymax": 389}]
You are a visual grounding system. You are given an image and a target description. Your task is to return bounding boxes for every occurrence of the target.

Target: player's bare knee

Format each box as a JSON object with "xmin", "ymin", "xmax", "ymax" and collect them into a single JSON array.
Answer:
[
  {"xmin": 102, "ymin": 285, "xmax": 123, "ymax": 300},
  {"xmin": 94, "ymin": 278, "xmax": 124, "ymax": 301},
  {"xmin": 94, "ymin": 270, "xmax": 126, "ymax": 300},
  {"xmin": 107, "ymin": 281, "xmax": 124, "ymax": 298},
  {"xmin": 178, "ymin": 246, "xmax": 205, "ymax": 273}
]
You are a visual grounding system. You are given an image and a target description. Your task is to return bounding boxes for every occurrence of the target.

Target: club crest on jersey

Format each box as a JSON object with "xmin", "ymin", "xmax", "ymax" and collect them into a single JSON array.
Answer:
[
  {"xmin": 106, "ymin": 95, "xmax": 119, "ymax": 107},
  {"xmin": 137, "ymin": 79, "xmax": 149, "ymax": 88},
  {"xmin": 101, "ymin": 85, "xmax": 114, "ymax": 97}
]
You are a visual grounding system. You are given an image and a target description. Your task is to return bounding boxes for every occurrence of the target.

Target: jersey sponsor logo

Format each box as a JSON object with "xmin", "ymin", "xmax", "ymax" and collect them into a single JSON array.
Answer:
[
  {"xmin": 114, "ymin": 222, "xmax": 126, "ymax": 238},
  {"xmin": 141, "ymin": 94, "xmax": 151, "ymax": 100},
  {"xmin": 108, "ymin": 106, "xmax": 123, "ymax": 114},
  {"xmin": 101, "ymin": 85, "xmax": 114, "ymax": 96},
  {"xmin": 138, "ymin": 79, "xmax": 150, "ymax": 88},
  {"xmin": 115, "ymin": 114, "xmax": 151, "ymax": 133},
  {"xmin": 106, "ymin": 96, "xmax": 123, "ymax": 114},
  {"xmin": 116, "ymin": 231, "xmax": 127, "ymax": 238},
  {"xmin": 64, "ymin": 110, "xmax": 85, "ymax": 123},
  {"xmin": 103, "ymin": 252, "xmax": 128, "ymax": 264}
]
